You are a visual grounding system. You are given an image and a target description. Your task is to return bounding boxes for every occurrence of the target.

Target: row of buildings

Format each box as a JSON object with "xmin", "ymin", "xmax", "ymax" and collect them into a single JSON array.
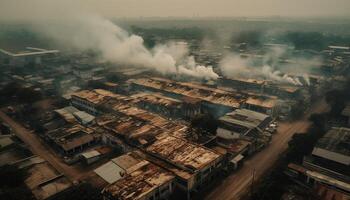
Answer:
[
  {"xmin": 128, "ymin": 77, "xmax": 285, "ymax": 118},
  {"xmin": 36, "ymin": 88, "xmax": 275, "ymax": 200},
  {"xmin": 68, "ymin": 89, "xmax": 224, "ymax": 199}
]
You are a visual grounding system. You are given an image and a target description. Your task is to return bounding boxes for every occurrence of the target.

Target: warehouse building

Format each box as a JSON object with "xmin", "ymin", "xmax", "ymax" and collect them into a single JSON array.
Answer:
[
  {"xmin": 131, "ymin": 92, "xmax": 202, "ymax": 119},
  {"xmin": 0, "ymin": 47, "xmax": 59, "ymax": 67},
  {"xmin": 216, "ymin": 109, "xmax": 273, "ymax": 153},
  {"xmin": 129, "ymin": 78, "xmax": 245, "ymax": 118}
]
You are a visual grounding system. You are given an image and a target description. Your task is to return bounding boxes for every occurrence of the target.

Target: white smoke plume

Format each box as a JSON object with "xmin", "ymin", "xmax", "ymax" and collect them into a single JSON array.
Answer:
[
  {"xmin": 42, "ymin": 15, "xmax": 219, "ymax": 80},
  {"xmin": 303, "ymin": 74, "xmax": 311, "ymax": 86},
  {"xmin": 219, "ymin": 45, "xmax": 321, "ymax": 86},
  {"xmin": 0, "ymin": 1, "xmax": 218, "ymax": 80}
]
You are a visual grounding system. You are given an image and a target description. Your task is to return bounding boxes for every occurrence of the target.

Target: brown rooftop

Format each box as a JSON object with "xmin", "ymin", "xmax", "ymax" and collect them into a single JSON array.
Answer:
[
  {"xmin": 131, "ymin": 78, "xmax": 244, "ymax": 108},
  {"xmin": 132, "ymin": 92, "xmax": 182, "ymax": 107},
  {"xmin": 103, "ymin": 152, "xmax": 174, "ymax": 200},
  {"xmin": 146, "ymin": 134, "xmax": 221, "ymax": 172}
]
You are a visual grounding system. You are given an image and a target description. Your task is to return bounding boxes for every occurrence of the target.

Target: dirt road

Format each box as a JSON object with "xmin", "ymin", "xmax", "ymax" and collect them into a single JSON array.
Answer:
[
  {"xmin": 205, "ymin": 99, "xmax": 328, "ymax": 200},
  {"xmin": 0, "ymin": 111, "xmax": 90, "ymax": 182}
]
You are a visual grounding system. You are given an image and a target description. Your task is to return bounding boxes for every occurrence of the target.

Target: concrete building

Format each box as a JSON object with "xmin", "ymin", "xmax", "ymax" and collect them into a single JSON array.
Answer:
[
  {"xmin": 0, "ymin": 47, "xmax": 59, "ymax": 67},
  {"xmin": 101, "ymin": 151, "xmax": 175, "ymax": 200},
  {"xmin": 46, "ymin": 124, "xmax": 98, "ymax": 155},
  {"xmin": 71, "ymin": 89, "xmax": 121, "ymax": 115}
]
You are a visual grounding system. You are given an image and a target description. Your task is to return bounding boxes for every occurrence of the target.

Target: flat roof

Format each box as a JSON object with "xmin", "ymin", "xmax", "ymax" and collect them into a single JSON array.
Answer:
[
  {"xmin": 146, "ymin": 134, "xmax": 221, "ymax": 172},
  {"xmin": 81, "ymin": 150, "xmax": 101, "ymax": 159}
]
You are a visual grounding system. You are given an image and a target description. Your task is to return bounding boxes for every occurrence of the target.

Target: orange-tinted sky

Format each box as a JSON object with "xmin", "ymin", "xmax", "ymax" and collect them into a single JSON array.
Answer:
[{"xmin": 1, "ymin": 0, "xmax": 350, "ymax": 21}]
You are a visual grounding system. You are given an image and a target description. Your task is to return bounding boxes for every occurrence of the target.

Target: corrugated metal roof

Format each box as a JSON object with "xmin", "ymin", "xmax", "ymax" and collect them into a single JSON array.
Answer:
[{"xmin": 219, "ymin": 109, "xmax": 270, "ymax": 129}]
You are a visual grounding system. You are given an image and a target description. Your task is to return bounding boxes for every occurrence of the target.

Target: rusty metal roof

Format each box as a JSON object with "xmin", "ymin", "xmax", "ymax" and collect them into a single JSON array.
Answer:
[
  {"xmin": 131, "ymin": 78, "xmax": 244, "ymax": 108},
  {"xmin": 103, "ymin": 152, "xmax": 174, "ymax": 200},
  {"xmin": 146, "ymin": 134, "xmax": 221, "ymax": 171}
]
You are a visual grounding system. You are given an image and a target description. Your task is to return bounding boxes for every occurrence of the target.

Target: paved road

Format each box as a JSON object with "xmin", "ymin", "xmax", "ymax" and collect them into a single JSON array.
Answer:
[
  {"xmin": 0, "ymin": 111, "xmax": 89, "ymax": 182},
  {"xmin": 205, "ymin": 99, "xmax": 328, "ymax": 200}
]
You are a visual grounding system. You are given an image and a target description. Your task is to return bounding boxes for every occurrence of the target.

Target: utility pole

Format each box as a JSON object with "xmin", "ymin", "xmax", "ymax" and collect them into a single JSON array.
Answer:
[{"xmin": 250, "ymin": 168, "xmax": 256, "ymax": 197}]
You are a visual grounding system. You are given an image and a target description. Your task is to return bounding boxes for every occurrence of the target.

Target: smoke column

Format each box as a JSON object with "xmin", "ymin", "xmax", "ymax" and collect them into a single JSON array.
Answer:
[
  {"xmin": 0, "ymin": 1, "xmax": 218, "ymax": 80},
  {"xmin": 219, "ymin": 45, "xmax": 321, "ymax": 85},
  {"xmin": 37, "ymin": 15, "xmax": 218, "ymax": 80}
]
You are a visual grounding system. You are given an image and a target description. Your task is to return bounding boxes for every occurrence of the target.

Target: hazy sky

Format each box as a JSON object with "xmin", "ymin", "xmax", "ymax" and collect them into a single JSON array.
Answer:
[{"xmin": 1, "ymin": 0, "xmax": 350, "ymax": 20}]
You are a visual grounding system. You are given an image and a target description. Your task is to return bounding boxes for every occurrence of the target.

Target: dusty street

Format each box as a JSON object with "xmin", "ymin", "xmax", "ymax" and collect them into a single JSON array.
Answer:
[
  {"xmin": 0, "ymin": 111, "xmax": 92, "ymax": 182},
  {"xmin": 205, "ymin": 99, "xmax": 329, "ymax": 200}
]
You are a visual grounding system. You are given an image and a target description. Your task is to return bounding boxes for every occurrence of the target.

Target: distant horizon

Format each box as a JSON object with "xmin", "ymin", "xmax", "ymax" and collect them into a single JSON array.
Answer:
[
  {"xmin": 110, "ymin": 15, "xmax": 350, "ymax": 23},
  {"xmin": 1, "ymin": 0, "xmax": 350, "ymax": 23}
]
